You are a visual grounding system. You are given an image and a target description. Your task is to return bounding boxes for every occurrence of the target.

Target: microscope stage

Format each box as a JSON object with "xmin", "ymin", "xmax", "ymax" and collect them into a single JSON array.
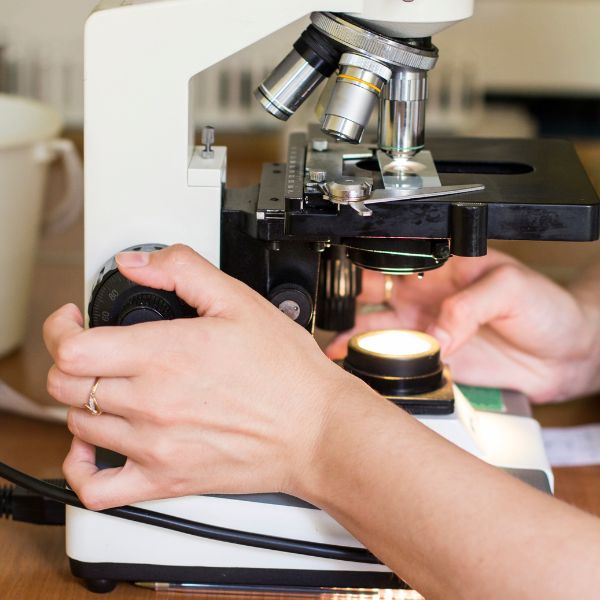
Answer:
[{"xmin": 243, "ymin": 135, "xmax": 599, "ymax": 242}]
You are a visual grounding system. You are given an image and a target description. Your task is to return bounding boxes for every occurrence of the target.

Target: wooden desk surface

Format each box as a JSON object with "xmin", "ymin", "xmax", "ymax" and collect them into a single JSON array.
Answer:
[{"xmin": 0, "ymin": 138, "xmax": 600, "ymax": 599}]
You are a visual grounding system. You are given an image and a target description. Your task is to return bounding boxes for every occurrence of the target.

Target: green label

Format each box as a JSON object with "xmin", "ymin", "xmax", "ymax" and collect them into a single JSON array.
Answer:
[{"xmin": 458, "ymin": 384, "xmax": 505, "ymax": 413}]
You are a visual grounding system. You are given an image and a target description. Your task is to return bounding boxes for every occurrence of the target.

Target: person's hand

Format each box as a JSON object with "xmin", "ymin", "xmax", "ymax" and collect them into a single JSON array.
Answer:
[
  {"xmin": 43, "ymin": 245, "xmax": 366, "ymax": 510},
  {"xmin": 327, "ymin": 249, "xmax": 600, "ymax": 403}
]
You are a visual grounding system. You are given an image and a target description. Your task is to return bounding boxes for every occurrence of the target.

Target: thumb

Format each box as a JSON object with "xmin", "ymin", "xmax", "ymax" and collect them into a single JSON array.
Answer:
[
  {"xmin": 115, "ymin": 244, "xmax": 247, "ymax": 317},
  {"xmin": 429, "ymin": 264, "xmax": 522, "ymax": 355}
]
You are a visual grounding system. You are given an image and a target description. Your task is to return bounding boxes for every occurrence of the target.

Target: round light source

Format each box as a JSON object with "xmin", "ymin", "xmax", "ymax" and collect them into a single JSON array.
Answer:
[
  {"xmin": 344, "ymin": 329, "xmax": 443, "ymax": 397},
  {"xmin": 355, "ymin": 329, "xmax": 435, "ymax": 358}
]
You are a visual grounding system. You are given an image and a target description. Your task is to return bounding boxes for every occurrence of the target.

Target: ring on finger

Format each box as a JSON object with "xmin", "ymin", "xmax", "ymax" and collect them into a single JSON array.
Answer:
[
  {"xmin": 84, "ymin": 377, "xmax": 103, "ymax": 416},
  {"xmin": 383, "ymin": 275, "xmax": 395, "ymax": 305}
]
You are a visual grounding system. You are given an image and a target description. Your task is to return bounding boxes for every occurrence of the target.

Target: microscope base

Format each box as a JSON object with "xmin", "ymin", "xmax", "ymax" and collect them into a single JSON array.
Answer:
[
  {"xmin": 70, "ymin": 561, "xmax": 407, "ymax": 594},
  {"xmin": 66, "ymin": 388, "xmax": 551, "ymax": 593}
]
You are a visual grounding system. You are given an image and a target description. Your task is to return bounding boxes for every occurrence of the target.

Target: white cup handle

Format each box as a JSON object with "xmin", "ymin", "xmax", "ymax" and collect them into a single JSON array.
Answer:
[{"xmin": 33, "ymin": 138, "xmax": 83, "ymax": 235}]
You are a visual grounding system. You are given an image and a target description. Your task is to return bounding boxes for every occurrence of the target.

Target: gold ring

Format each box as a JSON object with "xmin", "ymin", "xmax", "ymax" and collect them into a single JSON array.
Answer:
[
  {"xmin": 84, "ymin": 377, "xmax": 103, "ymax": 416},
  {"xmin": 383, "ymin": 275, "xmax": 395, "ymax": 304}
]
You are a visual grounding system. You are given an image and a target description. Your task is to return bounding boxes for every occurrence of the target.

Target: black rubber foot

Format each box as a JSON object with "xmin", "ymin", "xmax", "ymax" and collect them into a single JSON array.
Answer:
[{"xmin": 83, "ymin": 579, "xmax": 118, "ymax": 593}]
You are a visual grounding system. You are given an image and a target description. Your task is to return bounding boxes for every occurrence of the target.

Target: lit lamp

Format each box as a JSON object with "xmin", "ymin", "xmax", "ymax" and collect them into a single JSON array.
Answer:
[{"xmin": 343, "ymin": 330, "xmax": 454, "ymax": 415}]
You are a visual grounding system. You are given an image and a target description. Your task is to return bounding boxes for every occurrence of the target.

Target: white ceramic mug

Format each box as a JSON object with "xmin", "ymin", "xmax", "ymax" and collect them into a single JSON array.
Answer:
[{"xmin": 0, "ymin": 94, "xmax": 83, "ymax": 356}]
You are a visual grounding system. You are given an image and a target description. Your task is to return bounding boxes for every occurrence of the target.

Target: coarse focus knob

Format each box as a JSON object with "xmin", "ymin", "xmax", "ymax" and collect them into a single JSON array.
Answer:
[
  {"xmin": 88, "ymin": 244, "xmax": 197, "ymax": 328},
  {"xmin": 316, "ymin": 245, "xmax": 362, "ymax": 332}
]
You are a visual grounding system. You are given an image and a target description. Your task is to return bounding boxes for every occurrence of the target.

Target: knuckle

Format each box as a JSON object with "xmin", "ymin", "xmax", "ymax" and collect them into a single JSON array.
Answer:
[
  {"xmin": 77, "ymin": 485, "xmax": 103, "ymax": 511},
  {"xmin": 168, "ymin": 244, "xmax": 196, "ymax": 265},
  {"xmin": 443, "ymin": 294, "xmax": 470, "ymax": 322},
  {"xmin": 494, "ymin": 263, "xmax": 526, "ymax": 288},
  {"xmin": 55, "ymin": 338, "xmax": 80, "ymax": 372},
  {"xmin": 62, "ymin": 457, "xmax": 75, "ymax": 484}
]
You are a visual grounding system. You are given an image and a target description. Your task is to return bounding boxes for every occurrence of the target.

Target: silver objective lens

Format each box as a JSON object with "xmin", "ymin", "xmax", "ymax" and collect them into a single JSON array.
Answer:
[
  {"xmin": 255, "ymin": 49, "xmax": 326, "ymax": 121},
  {"xmin": 378, "ymin": 70, "xmax": 428, "ymax": 158},
  {"xmin": 321, "ymin": 53, "xmax": 392, "ymax": 144}
]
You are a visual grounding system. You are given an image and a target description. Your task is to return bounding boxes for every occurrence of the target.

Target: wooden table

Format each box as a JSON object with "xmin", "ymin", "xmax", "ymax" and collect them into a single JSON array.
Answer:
[{"xmin": 0, "ymin": 136, "xmax": 600, "ymax": 599}]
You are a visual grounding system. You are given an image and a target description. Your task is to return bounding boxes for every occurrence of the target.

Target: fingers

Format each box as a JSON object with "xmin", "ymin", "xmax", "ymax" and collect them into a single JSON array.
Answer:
[
  {"xmin": 45, "ymin": 315, "xmax": 192, "ymax": 377},
  {"xmin": 63, "ymin": 438, "xmax": 156, "ymax": 510},
  {"xmin": 356, "ymin": 250, "xmax": 515, "ymax": 306},
  {"xmin": 67, "ymin": 408, "xmax": 136, "ymax": 457},
  {"xmin": 43, "ymin": 304, "xmax": 84, "ymax": 358},
  {"xmin": 48, "ymin": 366, "xmax": 134, "ymax": 415},
  {"xmin": 429, "ymin": 263, "xmax": 525, "ymax": 355},
  {"xmin": 115, "ymin": 244, "xmax": 249, "ymax": 317}
]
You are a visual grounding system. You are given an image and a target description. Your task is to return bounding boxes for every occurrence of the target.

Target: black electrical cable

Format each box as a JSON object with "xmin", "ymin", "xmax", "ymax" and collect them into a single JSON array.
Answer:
[
  {"xmin": 0, "ymin": 461, "xmax": 380, "ymax": 565},
  {"xmin": 1, "ymin": 479, "xmax": 66, "ymax": 524}
]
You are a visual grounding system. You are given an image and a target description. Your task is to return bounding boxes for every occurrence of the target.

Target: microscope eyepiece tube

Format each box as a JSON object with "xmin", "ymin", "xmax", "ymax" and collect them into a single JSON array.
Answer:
[
  {"xmin": 255, "ymin": 25, "xmax": 340, "ymax": 122},
  {"xmin": 378, "ymin": 70, "xmax": 428, "ymax": 157},
  {"xmin": 321, "ymin": 53, "xmax": 392, "ymax": 143}
]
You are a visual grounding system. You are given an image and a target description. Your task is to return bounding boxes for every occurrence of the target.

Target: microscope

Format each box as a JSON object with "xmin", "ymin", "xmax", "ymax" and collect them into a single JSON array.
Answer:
[{"xmin": 73, "ymin": 0, "xmax": 599, "ymax": 594}]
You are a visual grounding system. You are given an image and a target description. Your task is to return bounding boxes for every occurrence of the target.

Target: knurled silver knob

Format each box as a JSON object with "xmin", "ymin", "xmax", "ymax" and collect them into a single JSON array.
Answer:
[
  {"xmin": 312, "ymin": 138, "xmax": 329, "ymax": 152},
  {"xmin": 310, "ymin": 12, "xmax": 439, "ymax": 71},
  {"xmin": 309, "ymin": 169, "xmax": 327, "ymax": 183},
  {"xmin": 324, "ymin": 177, "xmax": 373, "ymax": 203},
  {"xmin": 339, "ymin": 52, "xmax": 392, "ymax": 81}
]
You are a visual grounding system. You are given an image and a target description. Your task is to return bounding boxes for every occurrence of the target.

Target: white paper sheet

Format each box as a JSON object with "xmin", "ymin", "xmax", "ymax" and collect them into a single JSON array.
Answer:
[
  {"xmin": 542, "ymin": 424, "xmax": 600, "ymax": 467},
  {"xmin": 0, "ymin": 379, "xmax": 67, "ymax": 423}
]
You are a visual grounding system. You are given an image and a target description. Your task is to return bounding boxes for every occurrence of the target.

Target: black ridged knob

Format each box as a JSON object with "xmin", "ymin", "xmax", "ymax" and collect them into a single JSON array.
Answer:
[
  {"xmin": 316, "ymin": 246, "xmax": 362, "ymax": 332},
  {"xmin": 88, "ymin": 246, "xmax": 196, "ymax": 328}
]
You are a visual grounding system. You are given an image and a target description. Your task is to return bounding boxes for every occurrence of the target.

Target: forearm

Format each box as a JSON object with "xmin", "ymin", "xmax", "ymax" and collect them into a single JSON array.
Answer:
[
  {"xmin": 568, "ymin": 260, "xmax": 600, "ymax": 397},
  {"xmin": 297, "ymin": 379, "xmax": 600, "ymax": 599}
]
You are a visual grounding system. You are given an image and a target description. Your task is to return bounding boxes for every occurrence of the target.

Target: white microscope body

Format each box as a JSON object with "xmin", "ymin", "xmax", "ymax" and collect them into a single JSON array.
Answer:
[
  {"xmin": 84, "ymin": 0, "xmax": 473, "ymax": 300},
  {"xmin": 72, "ymin": 0, "xmax": 555, "ymax": 593}
]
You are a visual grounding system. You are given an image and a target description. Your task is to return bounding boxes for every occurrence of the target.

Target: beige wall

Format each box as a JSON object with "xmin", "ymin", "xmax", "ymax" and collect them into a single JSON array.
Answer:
[{"xmin": 3, "ymin": 0, "xmax": 600, "ymax": 95}]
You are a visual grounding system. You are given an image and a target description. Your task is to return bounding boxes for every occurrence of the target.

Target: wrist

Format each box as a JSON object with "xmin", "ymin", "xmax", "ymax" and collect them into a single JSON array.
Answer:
[
  {"xmin": 282, "ymin": 365, "xmax": 353, "ymax": 501},
  {"xmin": 285, "ymin": 368, "xmax": 395, "ymax": 507}
]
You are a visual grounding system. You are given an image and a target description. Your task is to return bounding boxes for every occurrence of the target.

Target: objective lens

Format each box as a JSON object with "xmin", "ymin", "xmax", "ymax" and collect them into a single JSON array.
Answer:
[
  {"xmin": 343, "ymin": 329, "xmax": 443, "ymax": 396},
  {"xmin": 255, "ymin": 49, "xmax": 325, "ymax": 121},
  {"xmin": 255, "ymin": 25, "xmax": 341, "ymax": 122},
  {"xmin": 378, "ymin": 70, "xmax": 428, "ymax": 158},
  {"xmin": 321, "ymin": 53, "xmax": 392, "ymax": 143}
]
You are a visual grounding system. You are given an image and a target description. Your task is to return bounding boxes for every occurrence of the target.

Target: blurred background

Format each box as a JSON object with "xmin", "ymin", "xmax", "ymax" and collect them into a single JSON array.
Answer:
[{"xmin": 2, "ymin": 0, "xmax": 600, "ymax": 140}]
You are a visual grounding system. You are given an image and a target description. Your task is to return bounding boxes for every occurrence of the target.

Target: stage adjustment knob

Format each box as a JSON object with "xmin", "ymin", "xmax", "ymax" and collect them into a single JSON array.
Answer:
[{"xmin": 88, "ymin": 244, "xmax": 197, "ymax": 328}]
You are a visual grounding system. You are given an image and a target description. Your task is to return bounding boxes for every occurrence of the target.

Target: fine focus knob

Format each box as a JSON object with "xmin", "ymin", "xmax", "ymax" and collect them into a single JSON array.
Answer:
[
  {"xmin": 88, "ymin": 244, "xmax": 197, "ymax": 328},
  {"xmin": 117, "ymin": 292, "xmax": 175, "ymax": 326}
]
